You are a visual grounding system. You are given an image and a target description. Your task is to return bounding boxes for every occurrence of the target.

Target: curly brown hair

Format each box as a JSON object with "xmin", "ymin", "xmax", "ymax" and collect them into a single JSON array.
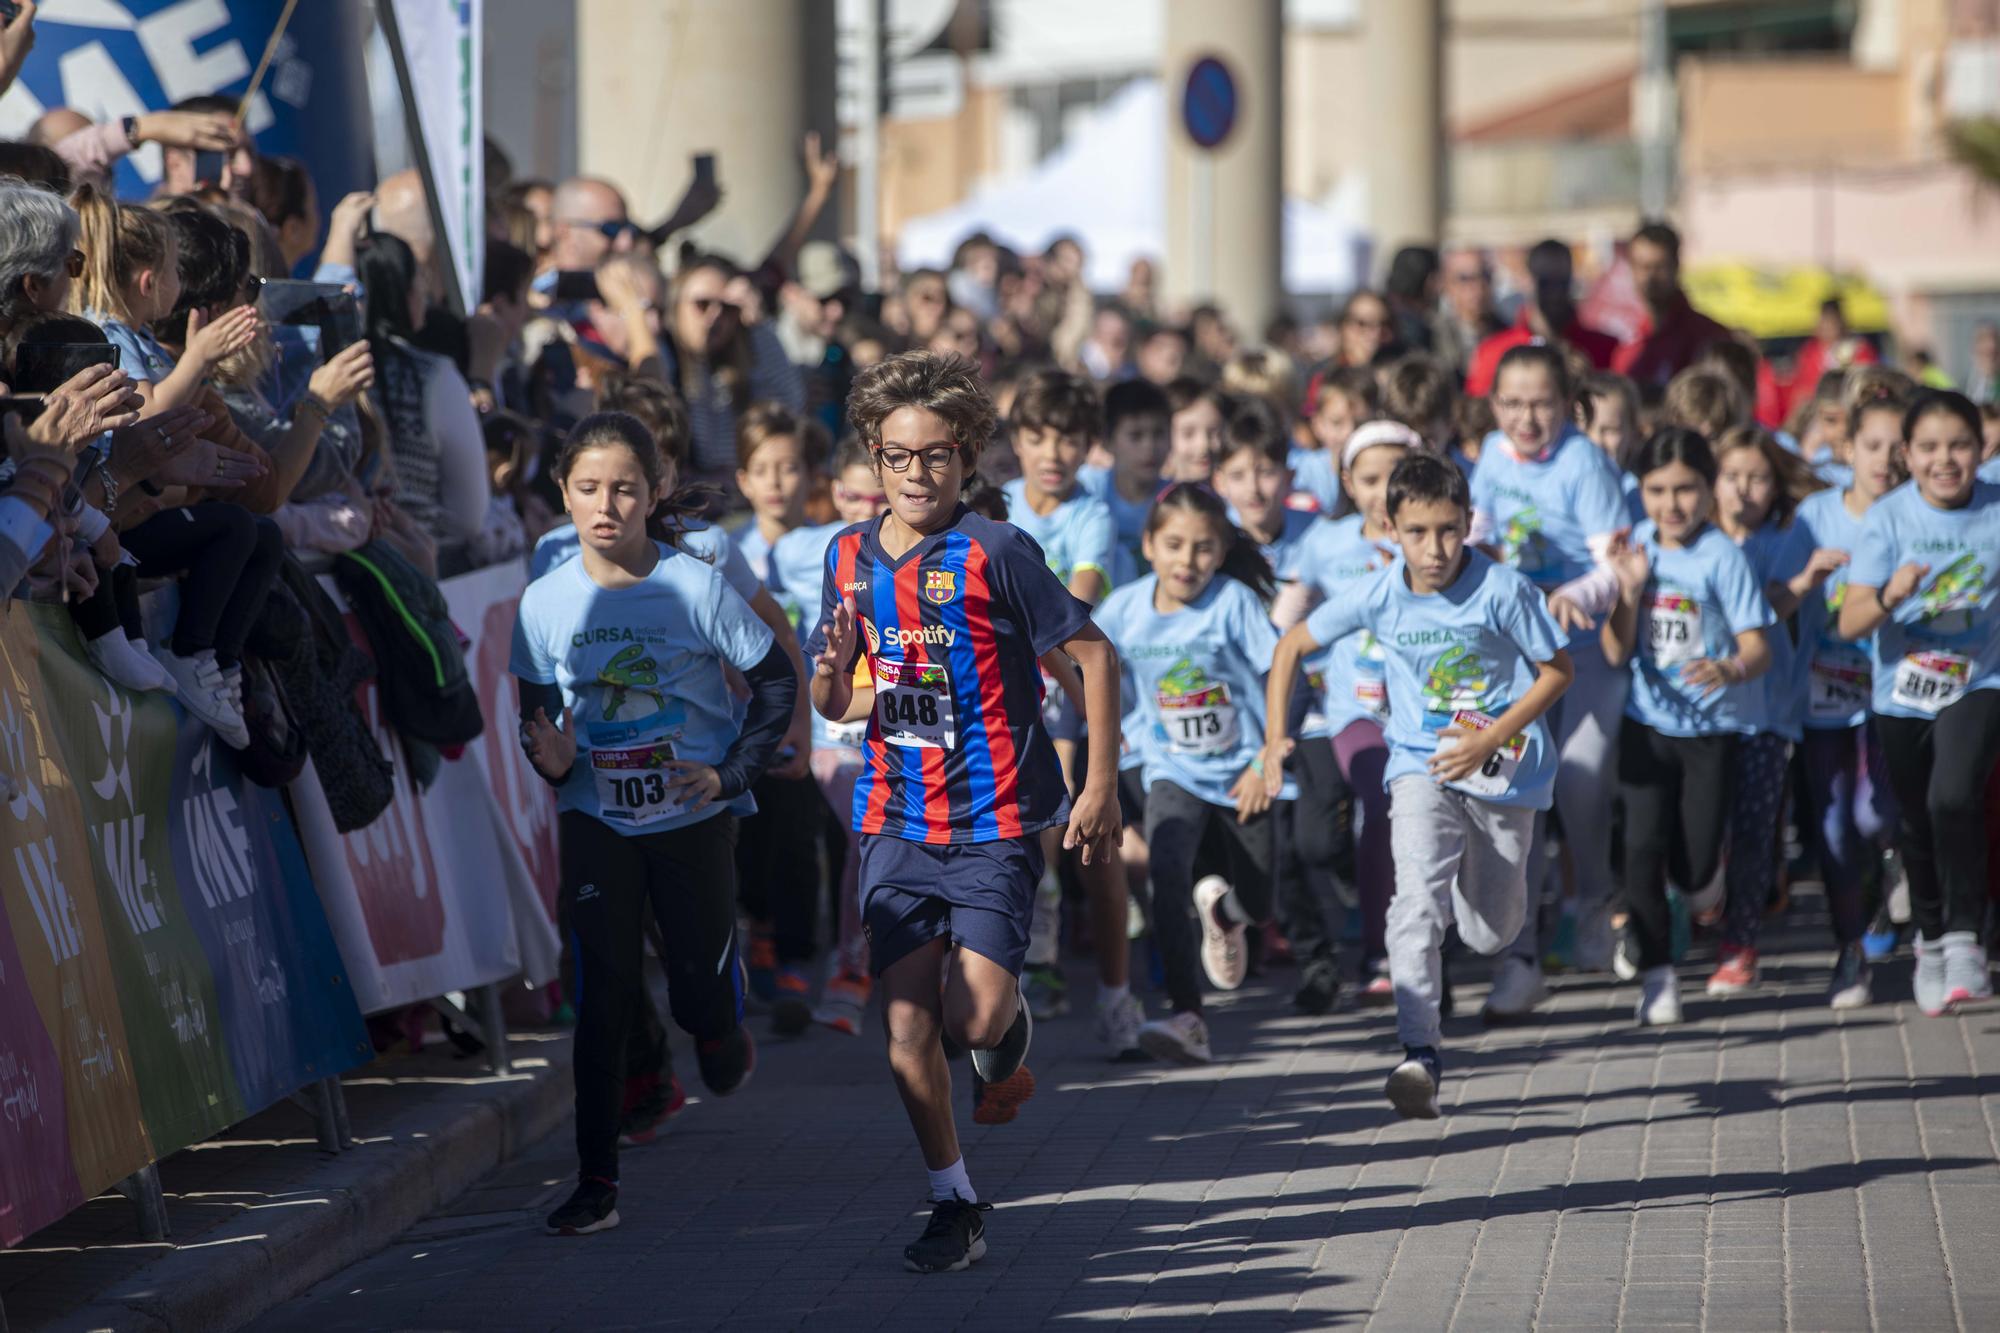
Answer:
[{"xmin": 846, "ymin": 350, "xmax": 999, "ymax": 459}]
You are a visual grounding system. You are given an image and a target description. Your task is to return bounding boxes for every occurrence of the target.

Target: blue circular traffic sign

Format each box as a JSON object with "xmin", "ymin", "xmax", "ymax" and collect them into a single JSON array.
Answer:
[{"xmin": 1182, "ymin": 55, "xmax": 1238, "ymax": 151}]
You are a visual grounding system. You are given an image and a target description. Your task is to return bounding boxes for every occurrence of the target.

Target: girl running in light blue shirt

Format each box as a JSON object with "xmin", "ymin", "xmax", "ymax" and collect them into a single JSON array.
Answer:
[
  {"xmin": 1709, "ymin": 426, "xmax": 1846, "ymax": 1000},
  {"xmin": 1603, "ymin": 428, "xmax": 1775, "ymax": 1029},
  {"xmin": 1840, "ymin": 390, "xmax": 2000, "ymax": 1016},
  {"xmin": 1791, "ymin": 385, "xmax": 1907, "ymax": 1007},
  {"xmin": 1094, "ymin": 484, "xmax": 1286, "ymax": 1066},
  {"xmin": 1470, "ymin": 344, "xmax": 1635, "ymax": 1018}
]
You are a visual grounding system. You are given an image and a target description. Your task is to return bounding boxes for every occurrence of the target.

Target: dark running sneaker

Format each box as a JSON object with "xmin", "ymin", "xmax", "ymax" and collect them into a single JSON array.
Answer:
[
  {"xmin": 545, "ymin": 1177, "xmax": 619, "ymax": 1236},
  {"xmin": 969, "ymin": 998, "xmax": 1032, "ymax": 1085},
  {"xmin": 970, "ymin": 1065, "xmax": 1036, "ymax": 1125},
  {"xmin": 697, "ymin": 1025, "xmax": 756, "ymax": 1096},
  {"xmin": 903, "ymin": 1196, "xmax": 993, "ymax": 1273},
  {"xmin": 1385, "ymin": 1046, "xmax": 1442, "ymax": 1121},
  {"xmin": 618, "ymin": 1074, "xmax": 687, "ymax": 1147}
]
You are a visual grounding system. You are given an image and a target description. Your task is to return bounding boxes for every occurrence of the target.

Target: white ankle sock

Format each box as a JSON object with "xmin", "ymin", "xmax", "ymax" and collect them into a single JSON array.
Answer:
[
  {"xmin": 927, "ymin": 1158, "xmax": 975, "ymax": 1204},
  {"xmin": 1097, "ymin": 983, "xmax": 1130, "ymax": 1009}
]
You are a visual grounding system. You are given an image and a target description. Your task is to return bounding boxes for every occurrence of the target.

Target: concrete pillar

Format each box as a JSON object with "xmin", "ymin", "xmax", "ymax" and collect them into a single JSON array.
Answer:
[
  {"xmin": 576, "ymin": 0, "xmax": 826, "ymax": 263},
  {"xmin": 1163, "ymin": 0, "xmax": 1283, "ymax": 332},
  {"xmin": 1360, "ymin": 0, "xmax": 1442, "ymax": 261}
]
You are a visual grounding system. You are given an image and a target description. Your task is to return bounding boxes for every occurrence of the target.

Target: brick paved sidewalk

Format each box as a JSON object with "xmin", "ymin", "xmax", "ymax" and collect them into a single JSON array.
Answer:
[{"xmin": 267, "ymin": 890, "xmax": 2000, "ymax": 1331}]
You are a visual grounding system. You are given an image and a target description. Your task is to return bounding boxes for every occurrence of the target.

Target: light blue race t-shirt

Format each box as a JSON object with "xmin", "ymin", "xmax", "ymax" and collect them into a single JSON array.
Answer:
[
  {"xmin": 1303, "ymin": 549, "xmax": 1565, "ymax": 810},
  {"xmin": 1076, "ymin": 462, "xmax": 1153, "ymax": 587},
  {"xmin": 1848, "ymin": 480, "xmax": 2000, "ymax": 720},
  {"xmin": 1791, "ymin": 487, "xmax": 1875, "ymax": 731},
  {"xmin": 1297, "ymin": 514, "xmax": 1402, "ymax": 738},
  {"xmin": 1002, "ymin": 478, "xmax": 1117, "ymax": 589},
  {"xmin": 1239, "ymin": 507, "xmax": 1334, "ymax": 738},
  {"xmin": 1287, "ymin": 446, "xmax": 1342, "ymax": 515},
  {"xmin": 530, "ymin": 518, "xmax": 761, "ymax": 605},
  {"xmin": 1979, "ymin": 454, "xmax": 2000, "ymax": 485},
  {"xmin": 734, "ymin": 521, "xmax": 774, "ymax": 586},
  {"xmin": 86, "ymin": 312, "xmax": 175, "ymax": 383},
  {"xmin": 767, "ymin": 519, "xmax": 865, "ymax": 752},
  {"xmin": 509, "ymin": 541, "xmax": 775, "ymax": 835},
  {"xmin": 1471, "ymin": 427, "xmax": 1630, "ymax": 644},
  {"xmin": 1732, "ymin": 519, "xmax": 1814, "ymax": 741},
  {"xmin": 1621, "ymin": 520, "xmax": 1776, "ymax": 738},
  {"xmin": 1095, "ymin": 573, "xmax": 1294, "ymax": 808}
]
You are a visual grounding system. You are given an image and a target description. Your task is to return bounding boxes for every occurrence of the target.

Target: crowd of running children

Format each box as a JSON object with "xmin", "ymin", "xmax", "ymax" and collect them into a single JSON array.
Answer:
[{"xmin": 512, "ymin": 303, "xmax": 2000, "ymax": 1277}]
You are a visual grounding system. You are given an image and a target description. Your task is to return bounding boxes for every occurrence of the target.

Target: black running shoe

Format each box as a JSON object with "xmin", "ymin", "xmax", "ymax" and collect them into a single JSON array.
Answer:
[
  {"xmin": 903, "ymin": 1196, "xmax": 992, "ymax": 1273},
  {"xmin": 1293, "ymin": 957, "xmax": 1340, "ymax": 1015},
  {"xmin": 546, "ymin": 1176, "xmax": 619, "ymax": 1235},
  {"xmin": 969, "ymin": 998, "xmax": 1031, "ymax": 1085},
  {"xmin": 696, "ymin": 1025, "xmax": 756, "ymax": 1096}
]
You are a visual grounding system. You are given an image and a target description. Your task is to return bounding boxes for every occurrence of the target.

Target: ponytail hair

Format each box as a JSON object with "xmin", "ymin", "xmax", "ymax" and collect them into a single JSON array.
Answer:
[
  {"xmin": 68, "ymin": 184, "xmax": 173, "ymax": 324},
  {"xmin": 1144, "ymin": 481, "xmax": 1277, "ymax": 602}
]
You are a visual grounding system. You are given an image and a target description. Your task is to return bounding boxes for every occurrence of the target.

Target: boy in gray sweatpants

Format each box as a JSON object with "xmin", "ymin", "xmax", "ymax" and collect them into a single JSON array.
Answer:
[{"xmin": 1264, "ymin": 454, "xmax": 1572, "ymax": 1119}]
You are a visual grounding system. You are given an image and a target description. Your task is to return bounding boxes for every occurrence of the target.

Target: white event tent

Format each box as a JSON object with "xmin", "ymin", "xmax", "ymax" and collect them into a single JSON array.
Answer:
[{"xmin": 895, "ymin": 78, "xmax": 1367, "ymax": 298}]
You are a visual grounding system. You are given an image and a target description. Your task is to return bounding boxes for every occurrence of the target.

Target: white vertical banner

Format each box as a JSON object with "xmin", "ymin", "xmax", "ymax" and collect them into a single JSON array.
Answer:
[{"xmin": 388, "ymin": 0, "xmax": 484, "ymax": 316}]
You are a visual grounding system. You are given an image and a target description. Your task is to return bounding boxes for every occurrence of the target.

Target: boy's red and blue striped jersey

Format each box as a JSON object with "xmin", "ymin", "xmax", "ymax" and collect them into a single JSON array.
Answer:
[{"xmin": 803, "ymin": 505, "xmax": 1091, "ymax": 845}]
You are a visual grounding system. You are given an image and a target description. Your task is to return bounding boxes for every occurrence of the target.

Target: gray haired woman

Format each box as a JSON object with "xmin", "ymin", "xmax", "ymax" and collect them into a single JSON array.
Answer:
[{"xmin": 0, "ymin": 176, "xmax": 81, "ymax": 338}]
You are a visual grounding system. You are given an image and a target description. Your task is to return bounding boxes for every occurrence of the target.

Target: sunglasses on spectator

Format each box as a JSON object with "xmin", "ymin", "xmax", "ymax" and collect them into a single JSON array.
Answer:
[
  {"xmin": 65, "ymin": 249, "xmax": 84, "ymax": 278},
  {"xmin": 562, "ymin": 218, "xmax": 636, "ymax": 241},
  {"xmin": 687, "ymin": 296, "xmax": 737, "ymax": 316},
  {"xmin": 874, "ymin": 445, "xmax": 960, "ymax": 474},
  {"xmin": 1345, "ymin": 315, "xmax": 1389, "ymax": 331}
]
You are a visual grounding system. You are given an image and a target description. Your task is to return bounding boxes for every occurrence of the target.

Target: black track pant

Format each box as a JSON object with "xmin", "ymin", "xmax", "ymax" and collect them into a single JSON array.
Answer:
[
  {"xmin": 122, "ymin": 504, "xmax": 283, "ymax": 665},
  {"xmin": 1145, "ymin": 779, "xmax": 1276, "ymax": 1014},
  {"xmin": 1617, "ymin": 718, "xmax": 1736, "ymax": 970},
  {"xmin": 734, "ymin": 770, "xmax": 829, "ymax": 964},
  {"xmin": 1874, "ymin": 689, "xmax": 2000, "ymax": 941},
  {"xmin": 563, "ymin": 810, "xmax": 743, "ymax": 1182}
]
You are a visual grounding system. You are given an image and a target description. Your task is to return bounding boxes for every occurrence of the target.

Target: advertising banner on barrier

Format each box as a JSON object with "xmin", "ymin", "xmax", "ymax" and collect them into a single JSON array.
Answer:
[
  {"xmin": 0, "ymin": 605, "xmax": 369, "ymax": 1248},
  {"xmin": 292, "ymin": 565, "xmax": 559, "ymax": 1015},
  {"xmin": 0, "ymin": 609, "xmax": 149, "ymax": 1248}
]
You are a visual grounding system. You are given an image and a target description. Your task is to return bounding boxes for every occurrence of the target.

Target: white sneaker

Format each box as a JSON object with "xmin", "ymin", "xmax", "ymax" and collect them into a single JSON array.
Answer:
[
  {"xmin": 1136, "ymin": 1010, "xmax": 1212, "ymax": 1065},
  {"xmin": 157, "ymin": 647, "xmax": 250, "ymax": 749},
  {"xmin": 1612, "ymin": 931, "xmax": 1638, "ymax": 981},
  {"xmin": 1914, "ymin": 935, "xmax": 1949, "ymax": 1016},
  {"xmin": 221, "ymin": 661, "xmax": 244, "ymax": 708},
  {"xmin": 1192, "ymin": 875, "xmax": 1248, "ymax": 991},
  {"xmin": 1092, "ymin": 990, "xmax": 1145, "ymax": 1060},
  {"xmin": 1635, "ymin": 965, "xmax": 1682, "ymax": 1026},
  {"xmin": 85, "ymin": 630, "xmax": 174, "ymax": 693},
  {"xmin": 1481, "ymin": 956, "xmax": 1550, "ymax": 1025},
  {"xmin": 1941, "ymin": 931, "xmax": 1993, "ymax": 1011}
]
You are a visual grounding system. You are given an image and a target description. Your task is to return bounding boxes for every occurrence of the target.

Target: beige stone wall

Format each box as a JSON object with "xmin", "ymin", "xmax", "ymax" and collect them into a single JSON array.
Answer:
[{"xmin": 575, "ymin": 0, "xmax": 818, "ymax": 264}]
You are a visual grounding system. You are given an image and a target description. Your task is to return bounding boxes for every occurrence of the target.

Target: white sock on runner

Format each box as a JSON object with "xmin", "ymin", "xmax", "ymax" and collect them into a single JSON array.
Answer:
[
  {"xmin": 927, "ymin": 1158, "xmax": 975, "ymax": 1204},
  {"xmin": 1097, "ymin": 983, "xmax": 1130, "ymax": 1009}
]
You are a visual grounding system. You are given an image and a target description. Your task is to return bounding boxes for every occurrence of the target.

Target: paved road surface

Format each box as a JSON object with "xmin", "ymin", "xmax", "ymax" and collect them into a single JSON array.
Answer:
[{"xmin": 268, "ymin": 894, "xmax": 2000, "ymax": 1331}]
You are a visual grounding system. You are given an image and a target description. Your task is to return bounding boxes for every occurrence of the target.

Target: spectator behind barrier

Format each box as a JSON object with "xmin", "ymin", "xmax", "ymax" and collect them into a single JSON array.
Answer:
[{"xmin": 354, "ymin": 232, "xmax": 490, "ymax": 566}]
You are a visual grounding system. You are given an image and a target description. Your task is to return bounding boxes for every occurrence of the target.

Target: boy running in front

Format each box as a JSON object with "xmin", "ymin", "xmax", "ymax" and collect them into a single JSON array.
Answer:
[
  {"xmin": 1262, "ymin": 453, "xmax": 1572, "ymax": 1119},
  {"xmin": 804, "ymin": 352, "xmax": 1122, "ymax": 1273}
]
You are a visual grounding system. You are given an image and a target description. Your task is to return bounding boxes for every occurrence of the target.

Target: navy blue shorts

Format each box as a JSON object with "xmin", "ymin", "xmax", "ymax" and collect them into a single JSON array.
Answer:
[{"xmin": 859, "ymin": 833, "xmax": 1045, "ymax": 977}]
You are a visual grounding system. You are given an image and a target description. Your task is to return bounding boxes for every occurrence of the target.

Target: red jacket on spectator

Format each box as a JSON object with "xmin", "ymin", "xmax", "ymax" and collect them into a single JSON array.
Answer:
[
  {"xmin": 1781, "ymin": 334, "xmax": 1878, "ymax": 421},
  {"xmin": 1612, "ymin": 292, "xmax": 1731, "ymax": 395},
  {"xmin": 1464, "ymin": 308, "xmax": 1619, "ymax": 397}
]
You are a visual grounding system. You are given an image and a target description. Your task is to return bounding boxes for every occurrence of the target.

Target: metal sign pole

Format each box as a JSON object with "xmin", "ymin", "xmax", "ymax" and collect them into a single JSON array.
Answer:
[{"xmin": 374, "ymin": 0, "xmax": 467, "ymax": 320}]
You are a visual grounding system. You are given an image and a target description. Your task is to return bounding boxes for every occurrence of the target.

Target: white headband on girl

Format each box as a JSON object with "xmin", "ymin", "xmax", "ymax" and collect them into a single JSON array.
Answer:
[{"xmin": 1341, "ymin": 421, "xmax": 1424, "ymax": 474}]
